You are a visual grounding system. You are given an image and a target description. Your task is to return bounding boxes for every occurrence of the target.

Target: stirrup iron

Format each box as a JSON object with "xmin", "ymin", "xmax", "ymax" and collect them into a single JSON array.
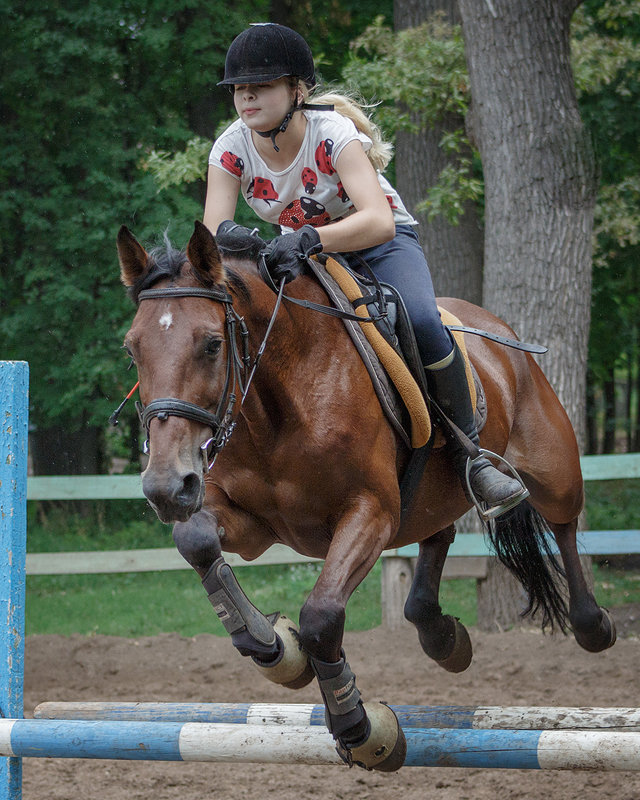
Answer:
[{"xmin": 465, "ymin": 449, "xmax": 529, "ymax": 521}]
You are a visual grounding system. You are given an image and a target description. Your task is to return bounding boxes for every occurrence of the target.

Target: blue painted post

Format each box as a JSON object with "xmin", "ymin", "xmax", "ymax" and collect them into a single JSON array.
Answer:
[{"xmin": 0, "ymin": 362, "xmax": 28, "ymax": 800}]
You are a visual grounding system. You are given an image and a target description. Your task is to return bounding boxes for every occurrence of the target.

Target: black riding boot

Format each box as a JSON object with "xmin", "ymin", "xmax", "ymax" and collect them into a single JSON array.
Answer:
[{"xmin": 425, "ymin": 344, "xmax": 528, "ymax": 519}]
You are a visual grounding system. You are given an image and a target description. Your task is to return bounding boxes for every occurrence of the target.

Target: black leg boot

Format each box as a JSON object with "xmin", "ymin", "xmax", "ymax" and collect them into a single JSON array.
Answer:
[{"xmin": 425, "ymin": 344, "xmax": 528, "ymax": 519}]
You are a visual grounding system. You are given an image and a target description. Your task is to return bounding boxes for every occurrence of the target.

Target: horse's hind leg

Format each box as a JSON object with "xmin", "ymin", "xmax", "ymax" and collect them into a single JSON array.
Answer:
[
  {"xmin": 403, "ymin": 525, "xmax": 473, "ymax": 673},
  {"xmin": 548, "ymin": 518, "xmax": 616, "ymax": 652},
  {"xmin": 172, "ymin": 509, "xmax": 314, "ymax": 688}
]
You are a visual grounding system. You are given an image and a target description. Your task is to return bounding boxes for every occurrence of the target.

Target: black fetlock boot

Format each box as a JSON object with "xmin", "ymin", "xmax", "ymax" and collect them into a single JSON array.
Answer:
[{"xmin": 425, "ymin": 344, "xmax": 529, "ymax": 519}]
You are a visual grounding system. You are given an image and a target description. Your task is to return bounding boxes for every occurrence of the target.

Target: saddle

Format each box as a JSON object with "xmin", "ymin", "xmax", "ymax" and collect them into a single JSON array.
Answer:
[{"xmin": 307, "ymin": 254, "xmax": 482, "ymax": 451}]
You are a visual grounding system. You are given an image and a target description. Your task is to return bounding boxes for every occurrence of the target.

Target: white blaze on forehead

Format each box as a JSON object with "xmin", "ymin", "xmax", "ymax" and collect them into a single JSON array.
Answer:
[{"xmin": 159, "ymin": 311, "xmax": 173, "ymax": 330}]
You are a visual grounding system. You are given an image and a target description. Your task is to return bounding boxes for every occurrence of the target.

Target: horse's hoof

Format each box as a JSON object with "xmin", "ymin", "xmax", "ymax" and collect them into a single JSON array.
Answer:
[
  {"xmin": 573, "ymin": 607, "xmax": 617, "ymax": 653},
  {"xmin": 346, "ymin": 702, "xmax": 407, "ymax": 772},
  {"xmin": 435, "ymin": 616, "xmax": 473, "ymax": 673},
  {"xmin": 418, "ymin": 615, "xmax": 473, "ymax": 673},
  {"xmin": 252, "ymin": 615, "xmax": 314, "ymax": 689}
]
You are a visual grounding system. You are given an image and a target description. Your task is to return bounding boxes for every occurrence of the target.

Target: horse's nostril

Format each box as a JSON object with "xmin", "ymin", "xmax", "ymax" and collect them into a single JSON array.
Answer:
[{"xmin": 179, "ymin": 472, "xmax": 202, "ymax": 504}]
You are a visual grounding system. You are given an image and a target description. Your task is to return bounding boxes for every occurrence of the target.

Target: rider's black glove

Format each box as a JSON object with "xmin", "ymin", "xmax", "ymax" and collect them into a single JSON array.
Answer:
[
  {"xmin": 262, "ymin": 225, "xmax": 323, "ymax": 284},
  {"xmin": 215, "ymin": 220, "xmax": 266, "ymax": 256}
]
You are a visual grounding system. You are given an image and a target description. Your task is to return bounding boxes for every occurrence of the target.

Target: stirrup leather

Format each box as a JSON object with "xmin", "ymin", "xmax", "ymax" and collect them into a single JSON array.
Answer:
[{"xmin": 465, "ymin": 449, "xmax": 529, "ymax": 521}]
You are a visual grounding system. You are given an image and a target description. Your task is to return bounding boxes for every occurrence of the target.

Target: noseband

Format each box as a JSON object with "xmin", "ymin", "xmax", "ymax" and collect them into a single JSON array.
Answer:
[{"xmin": 135, "ymin": 285, "xmax": 251, "ymax": 472}]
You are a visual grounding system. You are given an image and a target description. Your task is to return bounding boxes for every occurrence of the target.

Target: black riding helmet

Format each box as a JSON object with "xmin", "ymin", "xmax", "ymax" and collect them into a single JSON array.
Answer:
[
  {"xmin": 218, "ymin": 23, "xmax": 316, "ymax": 88},
  {"xmin": 219, "ymin": 23, "xmax": 329, "ymax": 151}
]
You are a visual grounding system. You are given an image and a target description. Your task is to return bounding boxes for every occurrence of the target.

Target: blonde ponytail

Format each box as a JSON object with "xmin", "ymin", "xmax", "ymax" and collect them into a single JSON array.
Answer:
[{"xmin": 307, "ymin": 89, "xmax": 394, "ymax": 172}]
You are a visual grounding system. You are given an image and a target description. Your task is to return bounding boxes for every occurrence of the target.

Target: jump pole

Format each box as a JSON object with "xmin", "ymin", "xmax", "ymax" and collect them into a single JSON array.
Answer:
[
  {"xmin": 33, "ymin": 701, "xmax": 640, "ymax": 732},
  {"xmin": 0, "ymin": 363, "xmax": 28, "ymax": 800},
  {"xmin": 2, "ymin": 718, "xmax": 640, "ymax": 770}
]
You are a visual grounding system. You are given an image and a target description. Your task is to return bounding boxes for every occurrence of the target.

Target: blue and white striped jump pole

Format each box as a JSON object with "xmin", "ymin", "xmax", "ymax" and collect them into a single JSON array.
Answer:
[
  {"xmin": 0, "ymin": 363, "xmax": 28, "ymax": 800},
  {"xmin": 33, "ymin": 701, "xmax": 640, "ymax": 731},
  {"xmin": 2, "ymin": 719, "xmax": 640, "ymax": 770}
]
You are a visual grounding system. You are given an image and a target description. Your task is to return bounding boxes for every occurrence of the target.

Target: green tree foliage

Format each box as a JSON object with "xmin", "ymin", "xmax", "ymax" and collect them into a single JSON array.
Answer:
[
  {"xmin": 343, "ymin": 15, "xmax": 481, "ymax": 223},
  {"xmin": 0, "ymin": 0, "xmax": 267, "ymax": 456},
  {"xmin": 573, "ymin": 1, "xmax": 640, "ymax": 450}
]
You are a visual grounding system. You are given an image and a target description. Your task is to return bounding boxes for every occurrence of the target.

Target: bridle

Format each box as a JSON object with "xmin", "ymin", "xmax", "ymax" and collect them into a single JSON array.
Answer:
[{"xmin": 133, "ymin": 285, "xmax": 255, "ymax": 472}]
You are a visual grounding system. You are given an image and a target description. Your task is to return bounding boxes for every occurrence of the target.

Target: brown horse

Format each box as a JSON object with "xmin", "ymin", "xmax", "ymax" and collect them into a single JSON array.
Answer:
[{"xmin": 117, "ymin": 221, "xmax": 615, "ymax": 772}]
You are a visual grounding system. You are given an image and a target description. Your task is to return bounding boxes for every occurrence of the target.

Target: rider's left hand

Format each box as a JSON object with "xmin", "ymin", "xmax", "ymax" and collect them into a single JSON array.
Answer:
[{"xmin": 262, "ymin": 225, "xmax": 322, "ymax": 284}]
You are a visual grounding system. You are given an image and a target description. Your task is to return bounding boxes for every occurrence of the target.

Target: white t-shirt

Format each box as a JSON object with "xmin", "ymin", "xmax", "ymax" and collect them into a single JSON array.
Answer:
[{"xmin": 209, "ymin": 110, "xmax": 417, "ymax": 233}]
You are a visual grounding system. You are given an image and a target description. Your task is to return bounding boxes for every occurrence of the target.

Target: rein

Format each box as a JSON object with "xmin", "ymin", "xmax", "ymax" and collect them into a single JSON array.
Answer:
[{"xmin": 121, "ymin": 283, "xmax": 283, "ymax": 472}]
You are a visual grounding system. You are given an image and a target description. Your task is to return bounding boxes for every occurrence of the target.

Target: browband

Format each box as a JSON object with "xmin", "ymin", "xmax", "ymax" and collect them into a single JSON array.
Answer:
[{"xmin": 137, "ymin": 287, "xmax": 233, "ymax": 304}]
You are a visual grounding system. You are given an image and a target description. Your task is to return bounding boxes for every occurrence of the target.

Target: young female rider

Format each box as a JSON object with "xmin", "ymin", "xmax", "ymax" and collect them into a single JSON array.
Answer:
[{"xmin": 204, "ymin": 22, "xmax": 526, "ymax": 519}]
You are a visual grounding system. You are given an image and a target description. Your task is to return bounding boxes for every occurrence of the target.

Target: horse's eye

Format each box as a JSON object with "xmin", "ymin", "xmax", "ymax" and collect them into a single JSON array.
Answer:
[
  {"xmin": 204, "ymin": 337, "xmax": 222, "ymax": 357},
  {"xmin": 122, "ymin": 344, "xmax": 136, "ymax": 366}
]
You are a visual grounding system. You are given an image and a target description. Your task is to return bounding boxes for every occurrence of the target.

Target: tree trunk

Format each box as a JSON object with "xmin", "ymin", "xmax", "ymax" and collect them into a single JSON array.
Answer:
[
  {"xmin": 458, "ymin": 0, "xmax": 597, "ymax": 449},
  {"xmin": 585, "ymin": 375, "xmax": 598, "ymax": 454},
  {"xmin": 394, "ymin": 0, "xmax": 484, "ymax": 303},
  {"xmin": 602, "ymin": 373, "xmax": 616, "ymax": 454},
  {"xmin": 634, "ymin": 365, "xmax": 640, "ymax": 452},
  {"xmin": 476, "ymin": 560, "xmax": 531, "ymax": 632},
  {"xmin": 458, "ymin": 0, "xmax": 597, "ymax": 629}
]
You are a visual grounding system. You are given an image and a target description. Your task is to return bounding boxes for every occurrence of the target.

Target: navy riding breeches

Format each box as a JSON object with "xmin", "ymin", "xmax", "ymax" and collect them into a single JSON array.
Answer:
[{"xmin": 344, "ymin": 225, "xmax": 453, "ymax": 366}]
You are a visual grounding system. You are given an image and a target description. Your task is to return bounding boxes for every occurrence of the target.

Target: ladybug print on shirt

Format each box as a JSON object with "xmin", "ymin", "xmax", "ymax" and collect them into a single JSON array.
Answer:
[
  {"xmin": 247, "ymin": 177, "xmax": 280, "ymax": 206},
  {"xmin": 219, "ymin": 151, "xmax": 244, "ymax": 178},
  {"xmin": 337, "ymin": 182, "xmax": 350, "ymax": 203},
  {"xmin": 301, "ymin": 167, "xmax": 317, "ymax": 194},
  {"xmin": 279, "ymin": 198, "xmax": 331, "ymax": 230},
  {"xmin": 315, "ymin": 139, "xmax": 335, "ymax": 175}
]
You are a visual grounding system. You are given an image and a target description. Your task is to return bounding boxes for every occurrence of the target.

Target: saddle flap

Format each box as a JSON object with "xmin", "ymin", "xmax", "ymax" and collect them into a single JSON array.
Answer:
[{"xmin": 316, "ymin": 256, "xmax": 431, "ymax": 448}]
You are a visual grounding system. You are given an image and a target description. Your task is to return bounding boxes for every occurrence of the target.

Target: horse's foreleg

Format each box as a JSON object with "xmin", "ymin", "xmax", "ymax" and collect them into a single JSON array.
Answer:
[
  {"xmin": 172, "ymin": 509, "xmax": 313, "ymax": 688},
  {"xmin": 404, "ymin": 525, "xmax": 473, "ymax": 672},
  {"xmin": 297, "ymin": 494, "xmax": 406, "ymax": 772},
  {"xmin": 548, "ymin": 519, "xmax": 617, "ymax": 652}
]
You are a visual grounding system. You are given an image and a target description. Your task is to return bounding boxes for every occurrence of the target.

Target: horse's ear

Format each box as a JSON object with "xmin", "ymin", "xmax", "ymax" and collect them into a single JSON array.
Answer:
[
  {"xmin": 187, "ymin": 220, "xmax": 225, "ymax": 285},
  {"xmin": 117, "ymin": 226, "xmax": 149, "ymax": 287}
]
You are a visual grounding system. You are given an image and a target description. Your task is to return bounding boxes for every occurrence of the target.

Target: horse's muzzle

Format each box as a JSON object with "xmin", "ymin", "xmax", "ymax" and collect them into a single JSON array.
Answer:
[{"xmin": 141, "ymin": 467, "xmax": 204, "ymax": 523}]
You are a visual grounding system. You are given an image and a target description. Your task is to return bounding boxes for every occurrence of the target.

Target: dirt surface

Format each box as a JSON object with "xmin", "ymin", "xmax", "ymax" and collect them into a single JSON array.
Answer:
[{"xmin": 22, "ymin": 610, "xmax": 640, "ymax": 800}]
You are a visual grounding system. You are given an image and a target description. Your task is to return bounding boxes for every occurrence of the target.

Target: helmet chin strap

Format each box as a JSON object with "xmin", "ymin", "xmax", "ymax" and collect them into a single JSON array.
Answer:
[
  {"xmin": 256, "ymin": 98, "xmax": 335, "ymax": 152},
  {"xmin": 256, "ymin": 105, "xmax": 296, "ymax": 152}
]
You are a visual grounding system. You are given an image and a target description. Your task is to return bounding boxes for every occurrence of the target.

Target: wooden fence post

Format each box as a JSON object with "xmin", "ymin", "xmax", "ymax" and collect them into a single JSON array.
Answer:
[
  {"xmin": 0, "ymin": 361, "xmax": 28, "ymax": 800},
  {"xmin": 381, "ymin": 557, "xmax": 414, "ymax": 629}
]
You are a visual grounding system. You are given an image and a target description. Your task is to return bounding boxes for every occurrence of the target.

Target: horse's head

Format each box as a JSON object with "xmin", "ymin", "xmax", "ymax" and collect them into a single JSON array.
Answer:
[{"xmin": 118, "ymin": 221, "xmax": 246, "ymax": 523}]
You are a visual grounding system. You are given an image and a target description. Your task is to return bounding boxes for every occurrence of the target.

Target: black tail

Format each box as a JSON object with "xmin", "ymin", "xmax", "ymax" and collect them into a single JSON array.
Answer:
[{"xmin": 484, "ymin": 500, "xmax": 569, "ymax": 633}]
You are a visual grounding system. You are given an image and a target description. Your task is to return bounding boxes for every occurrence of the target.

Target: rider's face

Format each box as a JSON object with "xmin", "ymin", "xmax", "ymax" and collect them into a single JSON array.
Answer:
[{"xmin": 233, "ymin": 79, "xmax": 296, "ymax": 131}]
